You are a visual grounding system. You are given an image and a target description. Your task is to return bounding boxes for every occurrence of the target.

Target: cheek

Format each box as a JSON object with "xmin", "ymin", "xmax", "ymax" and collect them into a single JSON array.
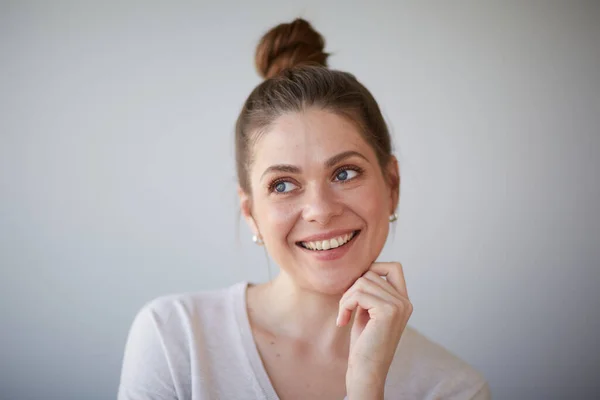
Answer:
[
  {"xmin": 348, "ymin": 183, "xmax": 390, "ymax": 253},
  {"xmin": 347, "ymin": 183, "xmax": 389, "ymax": 223},
  {"xmin": 256, "ymin": 201, "xmax": 298, "ymax": 242}
]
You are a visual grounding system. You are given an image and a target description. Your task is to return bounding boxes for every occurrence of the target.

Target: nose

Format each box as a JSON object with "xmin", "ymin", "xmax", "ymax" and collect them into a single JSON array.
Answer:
[{"xmin": 301, "ymin": 183, "xmax": 343, "ymax": 225}]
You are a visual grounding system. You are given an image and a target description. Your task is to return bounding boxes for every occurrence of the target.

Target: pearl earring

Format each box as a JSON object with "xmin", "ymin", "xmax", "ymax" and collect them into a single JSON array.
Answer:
[
  {"xmin": 252, "ymin": 234, "xmax": 264, "ymax": 246},
  {"xmin": 389, "ymin": 213, "xmax": 398, "ymax": 222}
]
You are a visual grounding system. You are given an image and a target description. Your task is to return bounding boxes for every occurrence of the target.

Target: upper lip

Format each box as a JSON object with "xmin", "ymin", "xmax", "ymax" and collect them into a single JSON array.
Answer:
[{"xmin": 296, "ymin": 229, "xmax": 359, "ymax": 243}]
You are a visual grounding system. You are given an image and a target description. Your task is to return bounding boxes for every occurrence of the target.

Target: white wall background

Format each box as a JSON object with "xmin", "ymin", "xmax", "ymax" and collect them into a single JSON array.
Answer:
[{"xmin": 1, "ymin": 1, "xmax": 599, "ymax": 399}]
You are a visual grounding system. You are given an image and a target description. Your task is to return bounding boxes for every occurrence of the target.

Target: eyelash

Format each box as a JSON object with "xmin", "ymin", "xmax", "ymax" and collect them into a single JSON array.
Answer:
[
  {"xmin": 267, "ymin": 177, "xmax": 295, "ymax": 194},
  {"xmin": 333, "ymin": 165, "xmax": 364, "ymax": 181},
  {"xmin": 267, "ymin": 165, "xmax": 364, "ymax": 194}
]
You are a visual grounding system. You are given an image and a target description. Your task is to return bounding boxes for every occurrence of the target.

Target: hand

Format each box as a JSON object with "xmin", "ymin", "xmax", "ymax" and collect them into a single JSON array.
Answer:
[{"xmin": 337, "ymin": 262, "xmax": 413, "ymax": 400}]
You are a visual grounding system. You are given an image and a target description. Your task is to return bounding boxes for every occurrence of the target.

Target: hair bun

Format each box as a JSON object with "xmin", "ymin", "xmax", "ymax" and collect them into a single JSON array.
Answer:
[{"xmin": 255, "ymin": 18, "xmax": 329, "ymax": 79}]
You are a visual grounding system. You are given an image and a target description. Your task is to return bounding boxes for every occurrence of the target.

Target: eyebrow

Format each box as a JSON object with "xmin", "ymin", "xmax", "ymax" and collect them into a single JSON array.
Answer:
[{"xmin": 260, "ymin": 150, "xmax": 369, "ymax": 180}]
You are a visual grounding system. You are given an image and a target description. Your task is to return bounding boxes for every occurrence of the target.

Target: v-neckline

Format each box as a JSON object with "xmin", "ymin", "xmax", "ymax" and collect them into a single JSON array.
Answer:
[
  {"xmin": 232, "ymin": 281, "xmax": 349, "ymax": 400},
  {"xmin": 233, "ymin": 282, "xmax": 281, "ymax": 400}
]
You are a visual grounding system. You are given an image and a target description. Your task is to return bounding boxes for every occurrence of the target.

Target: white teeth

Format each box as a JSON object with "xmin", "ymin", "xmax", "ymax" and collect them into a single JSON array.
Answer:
[{"xmin": 301, "ymin": 231, "xmax": 356, "ymax": 251}]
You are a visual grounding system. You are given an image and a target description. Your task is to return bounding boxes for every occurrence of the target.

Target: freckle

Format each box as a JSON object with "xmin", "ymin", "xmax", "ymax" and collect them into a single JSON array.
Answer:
[
  {"xmin": 270, "ymin": 341, "xmax": 275, "ymax": 345},
  {"xmin": 276, "ymin": 353, "xmax": 281, "ymax": 357}
]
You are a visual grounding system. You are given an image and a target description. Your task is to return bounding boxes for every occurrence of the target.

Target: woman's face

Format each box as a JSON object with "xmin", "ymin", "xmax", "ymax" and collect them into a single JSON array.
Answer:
[{"xmin": 241, "ymin": 108, "xmax": 398, "ymax": 295}]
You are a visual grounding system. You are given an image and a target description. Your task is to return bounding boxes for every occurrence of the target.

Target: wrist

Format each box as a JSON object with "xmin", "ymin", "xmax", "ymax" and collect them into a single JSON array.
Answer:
[
  {"xmin": 346, "ymin": 375, "xmax": 385, "ymax": 400},
  {"xmin": 346, "ymin": 387, "xmax": 384, "ymax": 400}
]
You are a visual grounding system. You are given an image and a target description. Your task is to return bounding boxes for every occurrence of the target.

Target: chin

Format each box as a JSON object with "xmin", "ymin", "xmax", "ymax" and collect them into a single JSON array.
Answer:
[{"xmin": 304, "ymin": 268, "xmax": 363, "ymax": 296}]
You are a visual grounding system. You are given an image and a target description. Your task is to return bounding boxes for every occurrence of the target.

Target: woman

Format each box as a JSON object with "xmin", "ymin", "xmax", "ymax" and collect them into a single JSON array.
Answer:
[{"xmin": 118, "ymin": 18, "xmax": 490, "ymax": 400}]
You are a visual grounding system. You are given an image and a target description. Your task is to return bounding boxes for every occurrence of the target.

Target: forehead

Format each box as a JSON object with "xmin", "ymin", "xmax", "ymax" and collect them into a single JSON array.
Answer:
[{"xmin": 251, "ymin": 109, "xmax": 375, "ymax": 171}]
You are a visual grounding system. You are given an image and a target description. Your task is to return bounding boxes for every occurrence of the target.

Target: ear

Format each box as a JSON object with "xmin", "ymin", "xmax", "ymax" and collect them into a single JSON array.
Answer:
[
  {"xmin": 385, "ymin": 156, "xmax": 400, "ymax": 214},
  {"xmin": 238, "ymin": 186, "xmax": 259, "ymax": 235}
]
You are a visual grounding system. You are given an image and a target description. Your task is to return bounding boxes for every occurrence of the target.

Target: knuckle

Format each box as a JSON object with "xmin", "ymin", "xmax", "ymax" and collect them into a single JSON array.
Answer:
[
  {"xmin": 355, "ymin": 277, "xmax": 370, "ymax": 290},
  {"xmin": 344, "ymin": 289, "xmax": 359, "ymax": 302},
  {"xmin": 383, "ymin": 300, "xmax": 413, "ymax": 318},
  {"xmin": 357, "ymin": 276, "xmax": 369, "ymax": 285},
  {"xmin": 381, "ymin": 302, "xmax": 399, "ymax": 316},
  {"xmin": 364, "ymin": 271, "xmax": 382, "ymax": 282},
  {"xmin": 339, "ymin": 292, "xmax": 350, "ymax": 305}
]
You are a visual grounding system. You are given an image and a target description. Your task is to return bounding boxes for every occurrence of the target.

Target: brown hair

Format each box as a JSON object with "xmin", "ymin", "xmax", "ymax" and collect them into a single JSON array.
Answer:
[{"xmin": 236, "ymin": 18, "xmax": 394, "ymax": 194}]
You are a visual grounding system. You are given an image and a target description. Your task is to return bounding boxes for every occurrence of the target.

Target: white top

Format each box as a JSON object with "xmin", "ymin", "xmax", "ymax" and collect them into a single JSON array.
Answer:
[{"xmin": 118, "ymin": 282, "xmax": 491, "ymax": 399}]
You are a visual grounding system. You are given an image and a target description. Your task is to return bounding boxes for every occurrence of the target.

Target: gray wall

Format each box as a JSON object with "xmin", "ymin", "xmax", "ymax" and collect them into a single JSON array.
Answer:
[{"xmin": 1, "ymin": 1, "xmax": 599, "ymax": 399}]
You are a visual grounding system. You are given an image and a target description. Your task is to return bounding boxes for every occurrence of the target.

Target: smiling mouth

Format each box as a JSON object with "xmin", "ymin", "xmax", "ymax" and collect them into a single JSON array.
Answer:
[{"xmin": 296, "ymin": 230, "xmax": 361, "ymax": 251}]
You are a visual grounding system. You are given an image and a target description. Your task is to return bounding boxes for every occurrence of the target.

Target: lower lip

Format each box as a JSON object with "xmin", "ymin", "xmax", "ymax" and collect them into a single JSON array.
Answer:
[{"xmin": 297, "ymin": 231, "xmax": 360, "ymax": 261}]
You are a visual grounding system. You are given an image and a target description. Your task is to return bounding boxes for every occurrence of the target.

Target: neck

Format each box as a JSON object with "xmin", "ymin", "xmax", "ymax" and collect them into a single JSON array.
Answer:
[{"xmin": 249, "ymin": 272, "xmax": 353, "ymax": 354}]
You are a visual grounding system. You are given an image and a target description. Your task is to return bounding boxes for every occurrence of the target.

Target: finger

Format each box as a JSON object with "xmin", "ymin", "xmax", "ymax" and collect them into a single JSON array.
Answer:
[
  {"xmin": 337, "ymin": 279, "xmax": 403, "ymax": 327},
  {"xmin": 337, "ymin": 290, "xmax": 390, "ymax": 327},
  {"xmin": 337, "ymin": 291, "xmax": 404, "ymax": 326},
  {"xmin": 368, "ymin": 262, "xmax": 409, "ymax": 298},
  {"xmin": 361, "ymin": 270, "xmax": 399, "ymax": 299},
  {"xmin": 341, "ymin": 275, "xmax": 401, "ymax": 306}
]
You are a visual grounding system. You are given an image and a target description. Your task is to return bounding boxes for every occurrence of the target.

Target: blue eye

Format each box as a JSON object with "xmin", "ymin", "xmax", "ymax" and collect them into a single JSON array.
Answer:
[
  {"xmin": 273, "ymin": 181, "xmax": 298, "ymax": 193},
  {"xmin": 335, "ymin": 169, "xmax": 359, "ymax": 181}
]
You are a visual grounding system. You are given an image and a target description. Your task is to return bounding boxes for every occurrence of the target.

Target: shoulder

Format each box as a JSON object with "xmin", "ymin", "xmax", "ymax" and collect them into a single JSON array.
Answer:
[
  {"xmin": 123, "ymin": 281, "xmax": 247, "ymax": 355},
  {"xmin": 386, "ymin": 326, "xmax": 490, "ymax": 399},
  {"xmin": 118, "ymin": 282, "xmax": 248, "ymax": 399},
  {"xmin": 136, "ymin": 282, "xmax": 242, "ymax": 325}
]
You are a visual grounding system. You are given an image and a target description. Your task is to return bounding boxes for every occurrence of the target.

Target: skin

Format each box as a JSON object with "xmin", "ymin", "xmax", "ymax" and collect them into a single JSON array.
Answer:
[{"xmin": 239, "ymin": 108, "xmax": 412, "ymax": 400}]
